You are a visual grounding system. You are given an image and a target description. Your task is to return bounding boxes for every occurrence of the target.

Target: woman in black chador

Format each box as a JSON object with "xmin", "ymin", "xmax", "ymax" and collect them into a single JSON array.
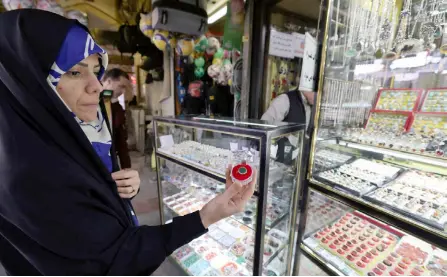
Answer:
[{"xmin": 0, "ymin": 9, "xmax": 255, "ymax": 275}]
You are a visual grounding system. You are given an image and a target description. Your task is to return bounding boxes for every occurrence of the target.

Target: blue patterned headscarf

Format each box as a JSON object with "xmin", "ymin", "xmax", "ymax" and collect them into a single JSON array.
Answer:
[{"xmin": 46, "ymin": 25, "xmax": 113, "ymax": 172}]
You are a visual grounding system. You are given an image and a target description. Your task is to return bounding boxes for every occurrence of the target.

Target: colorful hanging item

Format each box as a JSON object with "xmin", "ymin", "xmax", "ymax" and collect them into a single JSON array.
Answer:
[
  {"xmin": 139, "ymin": 13, "xmax": 154, "ymax": 39},
  {"xmin": 152, "ymin": 30, "xmax": 170, "ymax": 51},
  {"xmin": 176, "ymin": 36, "xmax": 195, "ymax": 56},
  {"xmin": 2, "ymin": 0, "xmax": 34, "ymax": 10},
  {"xmin": 35, "ymin": 0, "xmax": 64, "ymax": 16}
]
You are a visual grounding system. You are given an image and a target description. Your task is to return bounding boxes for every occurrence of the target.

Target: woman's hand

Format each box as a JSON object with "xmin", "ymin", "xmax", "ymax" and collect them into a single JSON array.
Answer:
[
  {"xmin": 112, "ymin": 169, "xmax": 140, "ymax": 199},
  {"xmin": 199, "ymin": 165, "xmax": 256, "ymax": 228}
]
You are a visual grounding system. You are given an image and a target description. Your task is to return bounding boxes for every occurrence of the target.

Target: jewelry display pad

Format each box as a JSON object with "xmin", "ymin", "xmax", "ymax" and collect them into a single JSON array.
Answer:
[
  {"xmin": 303, "ymin": 211, "xmax": 404, "ymax": 276},
  {"xmin": 364, "ymin": 170, "xmax": 447, "ymax": 231},
  {"xmin": 411, "ymin": 113, "xmax": 447, "ymax": 135},
  {"xmin": 313, "ymin": 148, "xmax": 355, "ymax": 173},
  {"xmin": 170, "ymin": 218, "xmax": 289, "ymax": 276},
  {"xmin": 407, "ymin": 112, "xmax": 447, "ymax": 158},
  {"xmin": 303, "ymin": 206, "xmax": 446, "ymax": 276},
  {"xmin": 315, "ymin": 158, "xmax": 402, "ymax": 196},
  {"xmin": 421, "ymin": 89, "xmax": 447, "ymax": 112},
  {"xmin": 373, "ymin": 89, "xmax": 423, "ymax": 112},
  {"xmin": 365, "ymin": 111, "xmax": 412, "ymax": 133}
]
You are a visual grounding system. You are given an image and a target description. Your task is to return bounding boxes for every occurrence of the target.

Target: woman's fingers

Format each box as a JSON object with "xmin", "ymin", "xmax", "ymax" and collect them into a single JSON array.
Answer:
[
  {"xmin": 223, "ymin": 181, "xmax": 243, "ymax": 200},
  {"xmin": 119, "ymin": 191, "xmax": 137, "ymax": 199},
  {"xmin": 112, "ymin": 169, "xmax": 138, "ymax": 181},
  {"xmin": 117, "ymin": 186, "xmax": 134, "ymax": 194},
  {"xmin": 115, "ymin": 179, "xmax": 137, "ymax": 187},
  {"xmin": 225, "ymin": 164, "xmax": 232, "ymax": 189}
]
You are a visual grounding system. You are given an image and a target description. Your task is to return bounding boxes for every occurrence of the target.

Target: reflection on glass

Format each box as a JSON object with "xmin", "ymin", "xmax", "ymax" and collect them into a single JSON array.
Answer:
[{"xmin": 302, "ymin": 190, "xmax": 447, "ymax": 276}]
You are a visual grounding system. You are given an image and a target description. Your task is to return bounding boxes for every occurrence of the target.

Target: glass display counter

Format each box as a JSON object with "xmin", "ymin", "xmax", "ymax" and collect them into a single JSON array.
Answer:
[
  {"xmin": 301, "ymin": 190, "xmax": 447, "ymax": 276},
  {"xmin": 153, "ymin": 116, "xmax": 306, "ymax": 276},
  {"xmin": 294, "ymin": 0, "xmax": 447, "ymax": 275}
]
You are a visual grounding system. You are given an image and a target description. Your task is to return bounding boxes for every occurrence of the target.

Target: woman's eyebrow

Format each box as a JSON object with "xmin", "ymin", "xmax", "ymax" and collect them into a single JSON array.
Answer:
[{"xmin": 77, "ymin": 62, "xmax": 100, "ymax": 68}]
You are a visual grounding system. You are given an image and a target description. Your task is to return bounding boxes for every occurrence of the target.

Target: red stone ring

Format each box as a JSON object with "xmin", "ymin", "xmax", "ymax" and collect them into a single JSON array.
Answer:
[{"xmin": 231, "ymin": 162, "xmax": 253, "ymax": 185}]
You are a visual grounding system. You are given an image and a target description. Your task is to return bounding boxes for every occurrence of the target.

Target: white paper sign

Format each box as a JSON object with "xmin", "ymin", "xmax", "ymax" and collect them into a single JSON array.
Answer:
[
  {"xmin": 159, "ymin": 135, "xmax": 174, "ymax": 149},
  {"xmin": 269, "ymin": 30, "xmax": 295, "ymax": 58},
  {"xmin": 230, "ymin": 142, "xmax": 238, "ymax": 151},
  {"xmin": 242, "ymin": 146, "xmax": 249, "ymax": 151},
  {"xmin": 270, "ymin": 144, "xmax": 278, "ymax": 159},
  {"xmin": 299, "ymin": 32, "xmax": 318, "ymax": 92},
  {"xmin": 292, "ymin": 32, "xmax": 306, "ymax": 58}
]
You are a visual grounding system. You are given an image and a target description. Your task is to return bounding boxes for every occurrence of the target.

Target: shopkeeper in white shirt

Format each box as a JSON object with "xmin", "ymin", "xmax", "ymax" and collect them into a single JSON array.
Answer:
[
  {"xmin": 261, "ymin": 77, "xmax": 316, "ymax": 164},
  {"xmin": 261, "ymin": 77, "xmax": 316, "ymax": 135}
]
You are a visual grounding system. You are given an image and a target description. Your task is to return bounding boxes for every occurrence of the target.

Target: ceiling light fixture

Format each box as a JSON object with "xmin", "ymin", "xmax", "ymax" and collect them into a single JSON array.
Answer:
[
  {"xmin": 208, "ymin": 5, "xmax": 228, "ymax": 24},
  {"xmin": 207, "ymin": 0, "xmax": 246, "ymax": 24}
]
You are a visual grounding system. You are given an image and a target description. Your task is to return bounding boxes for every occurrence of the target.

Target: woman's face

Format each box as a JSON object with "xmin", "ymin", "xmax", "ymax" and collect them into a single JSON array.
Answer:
[{"xmin": 56, "ymin": 54, "xmax": 103, "ymax": 122}]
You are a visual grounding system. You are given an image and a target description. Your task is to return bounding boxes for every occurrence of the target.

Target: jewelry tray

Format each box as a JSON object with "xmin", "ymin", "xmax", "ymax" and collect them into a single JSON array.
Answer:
[
  {"xmin": 312, "ymin": 150, "xmax": 357, "ymax": 174},
  {"xmin": 364, "ymin": 111, "xmax": 414, "ymax": 132},
  {"xmin": 314, "ymin": 159, "xmax": 405, "ymax": 197},
  {"xmin": 363, "ymin": 190, "xmax": 447, "ymax": 232},
  {"xmin": 420, "ymin": 88, "xmax": 447, "ymax": 113},
  {"xmin": 372, "ymin": 88, "xmax": 424, "ymax": 113},
  {"xmin": 303, "ymin": 211, "xmax": 406, "ymax": 276}
]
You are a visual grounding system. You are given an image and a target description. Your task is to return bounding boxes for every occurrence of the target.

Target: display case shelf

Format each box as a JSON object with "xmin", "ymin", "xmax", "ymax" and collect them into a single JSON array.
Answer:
[
  {"xmin": 154, "ymin": 116, "xmax": 305, "ymax": 276},
  {"xmin": 308, "ymin": 180, "xmax": 447, "ymax": 249},
  {"xmin": 162, "ymin": 178, "xmax": 288, "ymax": 232},
  {"xmin": 339, "ymin": 140, "xmax": 447, "ymax": 169},
  {"xmin": 298, "ymin": 190, "xmax": 447, "ymax": 276}
]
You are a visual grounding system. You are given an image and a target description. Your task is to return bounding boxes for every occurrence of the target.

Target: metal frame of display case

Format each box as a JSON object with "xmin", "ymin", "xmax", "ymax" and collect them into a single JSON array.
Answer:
[
  {"xmin": 153, "ymin": 116, "xmax": 306, "ymax": 276},
  {"xmin": 290, "ymin": 0, "xmax": 447, "ymax": 275}
]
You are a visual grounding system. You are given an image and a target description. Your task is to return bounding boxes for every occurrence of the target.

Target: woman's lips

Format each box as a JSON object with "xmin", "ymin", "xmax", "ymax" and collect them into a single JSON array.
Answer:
[{"xmin": 82, "ymin": 104, "xmax": 98, "ymax": 108}]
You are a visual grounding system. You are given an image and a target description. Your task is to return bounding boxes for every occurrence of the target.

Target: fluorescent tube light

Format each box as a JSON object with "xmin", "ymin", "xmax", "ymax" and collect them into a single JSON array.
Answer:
[{"xmin": 208, "ymin": 5, "xmax": 227, "ymax": 24}]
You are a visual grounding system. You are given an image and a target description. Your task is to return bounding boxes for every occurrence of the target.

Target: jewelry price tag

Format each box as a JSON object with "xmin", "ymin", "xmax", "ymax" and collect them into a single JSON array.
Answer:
[
  {"xmin": 230, "ymin": 142, "xmax": 238, "ymax": 151},
  {"xmin": 159, "ymin": 135, "xmax": 175, "ymax": 149}
]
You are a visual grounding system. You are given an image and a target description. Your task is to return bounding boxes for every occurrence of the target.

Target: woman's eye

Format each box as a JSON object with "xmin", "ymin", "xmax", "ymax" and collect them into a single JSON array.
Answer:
[{"xmin": 68, "ymin": 71, "xmax": 81, "ymax": 77}]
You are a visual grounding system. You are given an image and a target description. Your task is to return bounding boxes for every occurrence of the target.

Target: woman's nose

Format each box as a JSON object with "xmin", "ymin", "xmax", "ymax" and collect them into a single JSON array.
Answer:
[{"xmin": 86, "ymin": 75, "xmax": 103, "ymax": 95}]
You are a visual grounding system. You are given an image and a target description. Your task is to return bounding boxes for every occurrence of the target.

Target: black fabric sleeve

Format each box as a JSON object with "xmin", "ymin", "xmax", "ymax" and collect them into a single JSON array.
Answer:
[
  {"xmin": 0, "ymin": 207, "xmax": 207, "ymax": 276},
  {"xmin": 107, "ymin": 211, "xmax": 207, "ymax": 275}
]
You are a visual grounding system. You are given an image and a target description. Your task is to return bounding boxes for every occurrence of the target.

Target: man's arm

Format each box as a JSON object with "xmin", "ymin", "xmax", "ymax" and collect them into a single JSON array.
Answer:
[{"xmin": 260, "ymin": 94, "xmax": 290, "ymax": 122}]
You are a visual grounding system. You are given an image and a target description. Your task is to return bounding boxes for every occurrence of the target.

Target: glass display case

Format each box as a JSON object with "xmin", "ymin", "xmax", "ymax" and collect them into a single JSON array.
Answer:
[
  {"xmin": 153, "ymin": 116, "xmax": 306, "ymax": 276},
  {"xmin": 295, "ymin": 0, "xmax": 447, "ymax": 275}
]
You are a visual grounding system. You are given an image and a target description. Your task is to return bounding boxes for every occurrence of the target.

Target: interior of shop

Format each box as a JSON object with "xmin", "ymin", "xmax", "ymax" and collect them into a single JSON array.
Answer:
[{"xmin": 1, "ymin": 0, "xmax": 447, "ymax": 275}]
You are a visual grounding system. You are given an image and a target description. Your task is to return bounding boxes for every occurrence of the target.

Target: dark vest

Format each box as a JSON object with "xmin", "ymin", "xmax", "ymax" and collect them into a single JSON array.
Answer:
[
  {"xmin": 283, "ymin": 90, "xmax": 306, "ymax": 124},
  {"xmin": 276, "ymin": 90, "xmax": 306, "ymax": 164}
]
